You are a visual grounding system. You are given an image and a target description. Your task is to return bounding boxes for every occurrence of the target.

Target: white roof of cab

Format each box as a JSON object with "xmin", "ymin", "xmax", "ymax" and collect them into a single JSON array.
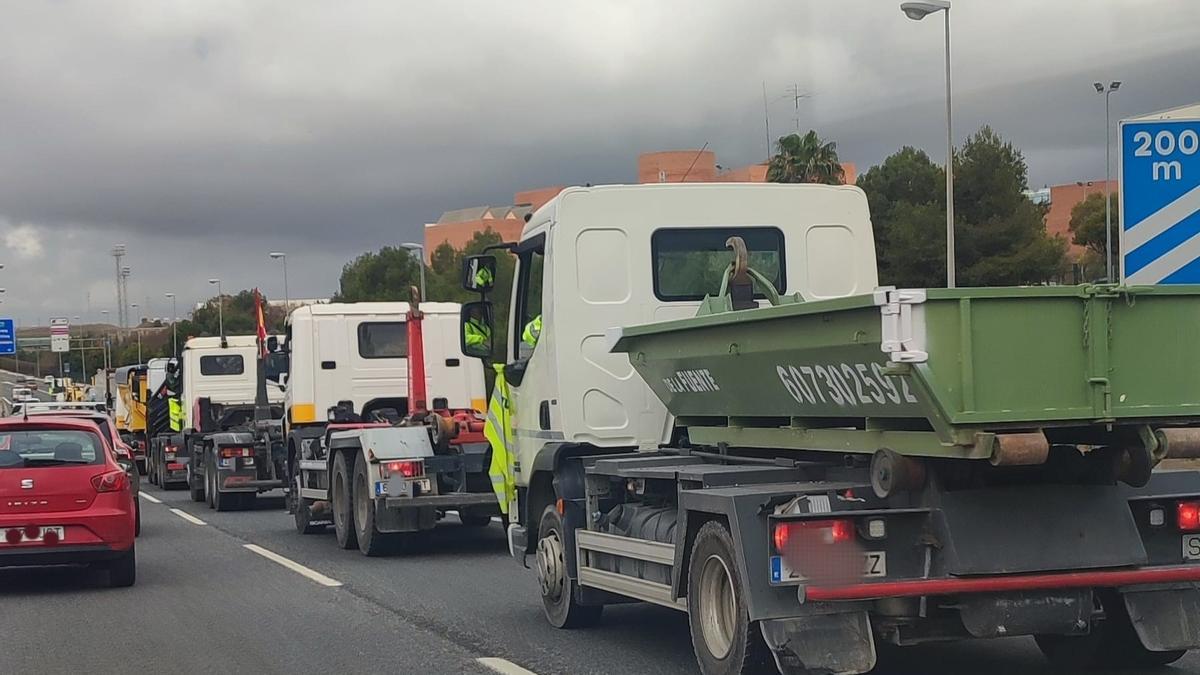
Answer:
[
  {"xmin": 292, "ymin": 301, "xmax": 462, "ymax": 318},
  {"xmin": 184, "ymin": 335, "xmax": 279, "ymax": 350}
]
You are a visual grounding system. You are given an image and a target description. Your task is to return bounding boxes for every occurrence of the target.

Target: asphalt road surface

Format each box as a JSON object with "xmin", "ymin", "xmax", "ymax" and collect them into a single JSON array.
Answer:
[
  {"xmin": 4, "ymin": 480, "xmax": 1200, "ymax": 675},
  {"xmin": 0, "ymin": 368, "xmax": 55, "ymax": 404}
]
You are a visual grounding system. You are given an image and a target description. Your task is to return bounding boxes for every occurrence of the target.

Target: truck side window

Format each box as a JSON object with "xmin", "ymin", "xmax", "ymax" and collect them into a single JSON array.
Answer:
[
  {"xmin": 514, "ymin": 247, "xmax": 545, "ymax": 361},
  {"xmin": 358, "ymin": 321, "xmax": 407, "ymax": 359},
  {"xmin": 199, "ymin": 355, "xmax": 245, "ymax": 376},
  {"xmin": 651, "ymin": 226, "xmax": 786, "ymax": 301}
]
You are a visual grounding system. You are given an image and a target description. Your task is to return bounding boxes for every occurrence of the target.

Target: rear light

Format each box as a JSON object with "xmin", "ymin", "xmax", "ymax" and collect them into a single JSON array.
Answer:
[
  {"xmin": 220, "ymin": 447, "xmax": 254, "ymax": 459},
  {"xmin": 772, "ymin": 518, "xmax": 856, "ymax": 553},
  {"xmin": 382, "ymin": 460, "xmax": 423, "ymax": 479},
  {"xmin": 164, "ymin": 445, "xmax": 177, "ymax": 460},
  {"xmin": 92, "ymin": 469, "xmax": 129, "ymax": 493},
  {"xmin": 1178, "ymin": 501, "xmax": 1200, "ymax": 532}
]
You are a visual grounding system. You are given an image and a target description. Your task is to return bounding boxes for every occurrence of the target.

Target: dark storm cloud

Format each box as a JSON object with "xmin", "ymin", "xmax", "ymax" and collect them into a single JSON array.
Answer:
[{"xmin": 0, "ymin": 0, "xmax": 1197, "ymax": 322}]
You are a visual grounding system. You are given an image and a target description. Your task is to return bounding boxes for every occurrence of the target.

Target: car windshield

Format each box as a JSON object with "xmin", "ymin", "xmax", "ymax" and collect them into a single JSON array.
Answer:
[{"xmin": 0, "ymin": 429, "xmax": 104, "ymax": 468}]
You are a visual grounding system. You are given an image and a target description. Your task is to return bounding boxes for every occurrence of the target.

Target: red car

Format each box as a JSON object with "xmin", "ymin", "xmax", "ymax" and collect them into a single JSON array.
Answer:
[{"xmin": 0, "ymin": 416, "xmax": 137, "ymax": 586}]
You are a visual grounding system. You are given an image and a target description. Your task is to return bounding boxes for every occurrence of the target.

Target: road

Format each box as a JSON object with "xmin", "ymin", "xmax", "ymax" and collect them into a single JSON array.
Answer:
[
  {"xmin": 0, "ymin": 368, "xmax": 56, "ymax": 405},
  {"xmin": 4, "ymin": 481, "xmax": 1200, "ymax": 675}
]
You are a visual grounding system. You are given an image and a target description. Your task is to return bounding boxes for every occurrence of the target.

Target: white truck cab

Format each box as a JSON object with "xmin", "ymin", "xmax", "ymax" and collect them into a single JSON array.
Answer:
[
  {"xmin": 284, "ymin": 302, "xmax": 485, "ymax": 428},
  {"xmin": 485, "ymin": 182, "xmax": 876, "ymax": 489},
  {"xmin": 181, "ymin": 335, "xmax": 284, "ymax": 431}
]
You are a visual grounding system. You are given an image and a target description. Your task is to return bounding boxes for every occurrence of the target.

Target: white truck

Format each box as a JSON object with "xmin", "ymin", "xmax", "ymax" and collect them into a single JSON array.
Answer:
[
  {"xmin": 280, "ymin": 299, "xmax": 498, "ymax": 555},
  {"xmin": 456, "ymin": 183, "xmax": 1200, "ymax": 675},
  {"xmin": 171, "ymin": 335, "xmax": 288, "ymax": 510}
]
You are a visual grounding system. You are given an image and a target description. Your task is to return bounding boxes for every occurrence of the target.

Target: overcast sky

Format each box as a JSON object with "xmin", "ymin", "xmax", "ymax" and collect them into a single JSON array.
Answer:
[{"xmin": 1, "ymin": 0, "xmax": 1198, "ymax": 325}]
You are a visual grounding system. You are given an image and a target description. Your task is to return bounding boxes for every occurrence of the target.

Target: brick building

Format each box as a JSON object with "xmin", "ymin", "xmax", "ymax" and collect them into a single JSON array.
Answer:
[
  {"xmin": 423, "ymin": 150, "xmax": 856, "ymax": 256},
  {"xmin": 1035, "ymin": 180, "xmax": 1115, "ymax": 260}
]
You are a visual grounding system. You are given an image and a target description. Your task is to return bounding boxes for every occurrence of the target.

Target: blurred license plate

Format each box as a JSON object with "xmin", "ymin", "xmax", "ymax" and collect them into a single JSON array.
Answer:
[
  {"xmin": 1183, "ymin": 535, "xmax": 1200, "ymax": 560},
  {"xmin": 378, "ymin": 478, "xmax": 432, "ymax": 498},
  {"xmin": 1, "ymin": 526, "xmax": 65, "ymax": 543}
]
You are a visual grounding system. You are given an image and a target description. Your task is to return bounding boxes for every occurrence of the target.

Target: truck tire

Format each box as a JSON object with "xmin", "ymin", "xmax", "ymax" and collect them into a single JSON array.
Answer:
[
  {"xmin": 353, "ymin": 459, "xmax": 391, "ymax": 556},
  {"xmin": 332, "ymin": 452, "xmax": 358, "ymax": 550},
  {"xmin": 1035, "ymin": 591, "xmax": 1187, "ymax": 670},
  {"xmin": 188, "ymin": 460, "xmax": 205, "ymax": 502},
  {"xmin": 294, "ymin": 474, "xmax": 325, "ymax": 534},
  {"xmin": 107, "ymin": 545, "xmax": 137, "ymax": 588},
  {"xmin": 536, "ymin": 505, "xmax": 602, "ymax": 629},
  {"xmin": 459, "ymin": 511, "xmax": 493, "ymax": 528},
  {"xmin": 147, "ymin": 446, "xmax": 158, "ymax": 485},
  {"xmin": 687, "ymin": 521, "xmax": 771, "ymax": 675}
]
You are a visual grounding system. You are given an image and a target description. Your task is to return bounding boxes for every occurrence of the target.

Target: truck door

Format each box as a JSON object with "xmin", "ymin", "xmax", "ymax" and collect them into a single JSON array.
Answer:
[{"xmin": 507, "ymin": 239, "xmax": 555, "ymax": 472}]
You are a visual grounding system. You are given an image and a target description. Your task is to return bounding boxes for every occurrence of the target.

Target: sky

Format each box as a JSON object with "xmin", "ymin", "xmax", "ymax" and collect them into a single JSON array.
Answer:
[{"xmin": 1, "ymin": 0, "xmax": 1198, "ymax": 325}]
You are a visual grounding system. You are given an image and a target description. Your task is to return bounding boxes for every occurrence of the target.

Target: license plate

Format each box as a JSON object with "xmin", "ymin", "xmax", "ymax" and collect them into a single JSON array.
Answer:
[
  {"xmin": 1183, "ymin": 535, "xmax": 1200, "ymax": 560},
  {"xmin": 377, "ymin": 478, "xmax": 432, "ymax": 498},
  {"xmin": 770, "ymin": 551, "xmax": 887, "ymax": 583},
  {"xmin": 0, "ymin": 526, "xmax": 65, "ymax": 544}
]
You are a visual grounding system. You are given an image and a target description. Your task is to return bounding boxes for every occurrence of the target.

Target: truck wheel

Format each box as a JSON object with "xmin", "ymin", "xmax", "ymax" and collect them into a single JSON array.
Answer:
[
  {"xmin": 353, "ymin": 459, "xmax": 390, "ymax": 556},
  {"xmin": 188, "ymin": 463, "xmax": 205, "ymax": 502},
  {"xmin": 294, "ymin": 475, "xmax": 325, "ymax": 534},
  {"xmin": 147, "ymin": 450, "xmax": 158, "ymax": 485},
  {"xmin": 1035, "ymin": 591, "xmax": 1187, "ymax": 669},
  {"xmin": 107, "ymin": 545, "xmax": 137, "ymax": 588},
  {"xmin": 536, "ymin": 505, "xmax": 602, "ymax": 628},
  {"xmin": 459, "ymin": 511, "xmax": 493, "ymax": 528},
  {"xmin": 332, "ymin": 452, "xmax": 358, "ymax": 550},
  {"xmin": 687, "ymin": 521, "xmax": 771, "ymax": 675}
]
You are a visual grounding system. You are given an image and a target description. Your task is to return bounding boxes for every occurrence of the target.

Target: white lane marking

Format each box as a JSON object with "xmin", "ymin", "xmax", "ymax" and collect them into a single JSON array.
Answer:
[
  {"xmin": 242, "ymin": 544, "xmax": 343, "ymax": 587},
  {"xmin": 139, "ymin": 492, "xmax": 163, "ymax": 504},
  {"xmin": 169, "ymin": 508, "xmax": 207, "ymax": 525},
  {"xmin": 477, "ymin": 658, "xmax": 539, "ymax": 675},
  {"xmin": 491, "ymin": 517, "xmax": 503, "ymax": 523}
]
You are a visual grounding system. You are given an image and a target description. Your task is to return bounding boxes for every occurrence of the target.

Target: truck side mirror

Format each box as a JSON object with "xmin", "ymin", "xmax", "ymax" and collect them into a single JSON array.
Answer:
[
  {"xmin": 460, "ymin": 301, "xmax": 495, "ymax": 360},
  {"xmin": 462, "ymin": 255, "xmax": 497, "ymax": 294},
  {"xmin": 267, "ymin": 336, "xmax": 279, "ymax": 353}
]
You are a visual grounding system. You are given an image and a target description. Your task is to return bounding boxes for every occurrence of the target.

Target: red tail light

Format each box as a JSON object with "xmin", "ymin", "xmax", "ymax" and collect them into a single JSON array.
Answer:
[
  {"xmin": 772, "ymin": 518, "xmax": 856, "ymax": 552},
  {"xmin": 220, "ymin": 447, "xmax": 254, "ymax": 459},
  {"xmin": 92, "ymin": 469, "xmax": 129, "ymax": 493},
  {"xmin": 1178, "ymin": 501, "xmax": 1200, "ymax": 532},
  {"xmin": 383, "ymin": 460, "xmax": 423, "ymax": 478}
]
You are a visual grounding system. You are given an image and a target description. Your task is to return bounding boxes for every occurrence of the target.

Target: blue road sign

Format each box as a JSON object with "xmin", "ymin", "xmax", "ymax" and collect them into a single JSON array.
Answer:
[
  {"xmin": 0, "ymin": 318, "xmax": 15, "ymax": 355},
  {"xmin": 1120, "ymin": 109, "xmax": 1200, "ymax": 284}
]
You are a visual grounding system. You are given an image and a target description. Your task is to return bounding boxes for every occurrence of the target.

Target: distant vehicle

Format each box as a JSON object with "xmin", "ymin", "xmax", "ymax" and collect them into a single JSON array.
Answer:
[
  {"xmin": 10, "ymin": 401, "xmax": 109, "ymax": 417},
  {"xmin": 23, "ymin": 410, "xmax": 141, "ymax": 536},
  {"xmin": 11, "ymin": 387, "xmax": 36, "ymax": 402},
  {"xmin": 0, "ymin": 416, "xmax": 137, "ymax": 586}
]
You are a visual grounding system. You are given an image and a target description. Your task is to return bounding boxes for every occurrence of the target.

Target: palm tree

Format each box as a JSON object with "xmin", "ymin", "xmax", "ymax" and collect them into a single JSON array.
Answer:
[{"xmin": 767, "ymin": 131, "xmax": 845, "ymax": 185}]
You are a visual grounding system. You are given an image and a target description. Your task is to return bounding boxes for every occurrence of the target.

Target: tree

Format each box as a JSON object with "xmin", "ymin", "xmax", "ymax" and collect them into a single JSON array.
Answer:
[
  {"xmin": 1069, "ymin": 192, "xmax": 1119, "ymax": 279},
  {"xmin": 334, "ymin": 246, "xmax": 424, "ymax": 302},
  {"xmin": 859, "ymin": 128, "xmax": 1067, "ymax": 288},
  {"xmin": 767, "ymin": 131, "xmax": 844, "ymax": 185}
]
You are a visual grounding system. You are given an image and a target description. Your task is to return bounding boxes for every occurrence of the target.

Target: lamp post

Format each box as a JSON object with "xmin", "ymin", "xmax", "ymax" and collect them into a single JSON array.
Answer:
[
  {"xmin": 130, "ymin": 303, "xmax": 142, "ymax": 363},
  {"xmin": 901, "ymin": 0, "xmax": 955, "ymax": 288},
  {"xmin": 1094, "ymin": 80, "xmax": 1122, "ymax": 282},
  {"xmin": 400, "ymin": 242, "xmax": 426, "ymax": 302},
  {"xmin": 269, "ymin": 252, "xmax": 289, "ymax": 313},
  {"xmin": 165, "ymin": 292, "xmax": 178, "ymax": 357},
  {"xmin": 208, "ymin": 279, "xmax": 223, "ymax": 339}
]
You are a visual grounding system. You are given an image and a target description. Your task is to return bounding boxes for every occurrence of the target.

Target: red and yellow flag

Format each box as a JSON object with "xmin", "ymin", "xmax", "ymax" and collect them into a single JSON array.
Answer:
[{"xmin": 254, "ymin": 288, "xmax": 268, "ymax": 357}]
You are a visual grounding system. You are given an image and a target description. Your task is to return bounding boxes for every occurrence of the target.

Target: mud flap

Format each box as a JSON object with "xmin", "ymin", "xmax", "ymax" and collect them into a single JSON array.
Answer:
[
  {"xmin": 759, "ymin": 611, "xmax": 876, "ymax": 675},
  {"xmin": 1123, "ymin": 586, "xmax": 1200, "ymax": 651}
]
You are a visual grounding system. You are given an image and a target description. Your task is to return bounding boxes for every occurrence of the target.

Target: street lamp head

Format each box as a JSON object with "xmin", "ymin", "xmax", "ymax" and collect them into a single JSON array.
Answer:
[
  {"xmin": 164, "ymin": 292, "xmax": 175, "ymax": 298},
  {"xmin": 1093, "ymin": 82, "xmax": 1105, "ymax": 93},
  {"xmin": 400, "ymin": 242, "xmax": 423, "ymax": 251},
  {"xmin": 208, "ymin": 278, "xmax": 220, "ymax": 285},
  {"xmin": 901, "ymin": 0, "xmax": 950, "ymax": 20},
  {"xmin": 1110, "ymin": 81, "xmax": 1121, "ymax": 91},
  {"xmin": 269, "ymin": 252, "xmax": 286, "ymax": 260}
]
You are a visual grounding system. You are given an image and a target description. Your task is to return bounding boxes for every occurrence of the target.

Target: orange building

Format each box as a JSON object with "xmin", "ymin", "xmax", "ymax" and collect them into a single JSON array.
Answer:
[
  {"xmin": 1037, "ymin": 180, "xmax": 1115, "ymax": 260},
  {"xmin": 424, "ymin": 150, "xmax": 857, "ymax": 255}
]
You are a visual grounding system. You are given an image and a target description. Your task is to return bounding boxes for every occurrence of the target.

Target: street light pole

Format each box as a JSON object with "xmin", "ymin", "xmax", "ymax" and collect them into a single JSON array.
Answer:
[
  {"xmin": 1094, "ymin": 81, "xmax": 1122, "ymax": 282},
  {"xmin": 401, "ymin": 243, "xmax": 426, "ymax": 302},
  {"xmin": 208, "ymin": 279, "xmax": 223, "ymax": 339},
  {"xmin": 165, "ymin": 293, "xmax": 178, "ymax": 357},
  {"xmin": 902, "ymin": 0, "xmax": 955, "ymax": 288},
  {"xmin": 130, "ymin": 303, "xmax": 141, "ymax": 363},
  {"xmin": 269, "ymin": 252, "xmax": 289, "ymax": 312}
]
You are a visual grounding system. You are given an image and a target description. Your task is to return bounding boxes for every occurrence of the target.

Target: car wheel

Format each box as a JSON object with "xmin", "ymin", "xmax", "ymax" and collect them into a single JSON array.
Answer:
[
  {"xmin": 536, "ymin": 504, "xmax": 603, "ymax": 628},
  {"xmin": 332, "ymin": 452, "xmax": 358, "ymax": 550},
  {"xmin": 687, "ymin": 520, "xmax": 771, "ymax": 675},
  {"xmin": 107, "ymin": 545, "xmax": 136, "ymax": 588},
  {"xmin": 135, "ymin": 502, "xmax": 141, "ymax": 537}
]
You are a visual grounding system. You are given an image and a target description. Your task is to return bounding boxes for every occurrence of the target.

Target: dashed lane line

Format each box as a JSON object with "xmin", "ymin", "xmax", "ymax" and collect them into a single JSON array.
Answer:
[
  {"xmin": 477, "ymin": 658, "xmax": 540, "ymax": 675},
  {"xmin": 169, "ymin": 508, "xmax": 207, "ymax": 525},
  {"xmin": 139, "ymin": 492, "xmax": 163, "ymax": 504},
  {"xmin": 242, "ymin": 543, "xmax": 343, "ymax": 587}
]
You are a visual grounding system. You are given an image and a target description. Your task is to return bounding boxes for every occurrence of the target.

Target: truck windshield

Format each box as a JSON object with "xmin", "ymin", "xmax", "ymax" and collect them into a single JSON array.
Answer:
[
  {"xmin": 265, "ymin": 351, "xmax": 289, "ymax": 383},
  {"xmin": 651, "ymin": 227, "xmax": 786, "ymax": 301}
]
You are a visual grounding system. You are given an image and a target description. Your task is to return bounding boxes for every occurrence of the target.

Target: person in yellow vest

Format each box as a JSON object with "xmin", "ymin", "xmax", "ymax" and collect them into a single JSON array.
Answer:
[
  {"xmin": 522, "ymin": 315, "xmax": 542, "ymax": 348},
  {"xmin": 464, "ymin": 316, "xmax": 492, "ymax": 349},
  {"xmin": 484, "ymin": 363, "xmax": 516, "ymax": 517}
]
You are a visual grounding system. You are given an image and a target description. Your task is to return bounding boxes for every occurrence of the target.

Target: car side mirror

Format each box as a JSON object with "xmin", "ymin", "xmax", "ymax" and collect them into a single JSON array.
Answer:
[
  {"xmin": 462, "ymin": 255, "xmax": 497, "ymax": 294},
  {"xmin": 460, "ymin": 301, "xmax": 495, "ymax": 360},
  {"xmin": 267, "ymin": 336, "xmax": 279, "ymax": 353}
]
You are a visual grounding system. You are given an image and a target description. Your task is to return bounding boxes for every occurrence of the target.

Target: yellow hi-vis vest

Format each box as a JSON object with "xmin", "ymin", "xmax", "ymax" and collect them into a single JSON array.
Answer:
[
  {"xmin": 168, "ymin": 398, "xmax": 183, "ymax": 432},
  {"xmin": 483, "ymin": 363, "xmax": 516, "ymax": 516}
]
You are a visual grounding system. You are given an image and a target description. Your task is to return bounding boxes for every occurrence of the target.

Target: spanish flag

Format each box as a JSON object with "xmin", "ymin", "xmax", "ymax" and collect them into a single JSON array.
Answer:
[{"xmin": 254, "ymin": 288, "xmax": 268, "ymax": 358}]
